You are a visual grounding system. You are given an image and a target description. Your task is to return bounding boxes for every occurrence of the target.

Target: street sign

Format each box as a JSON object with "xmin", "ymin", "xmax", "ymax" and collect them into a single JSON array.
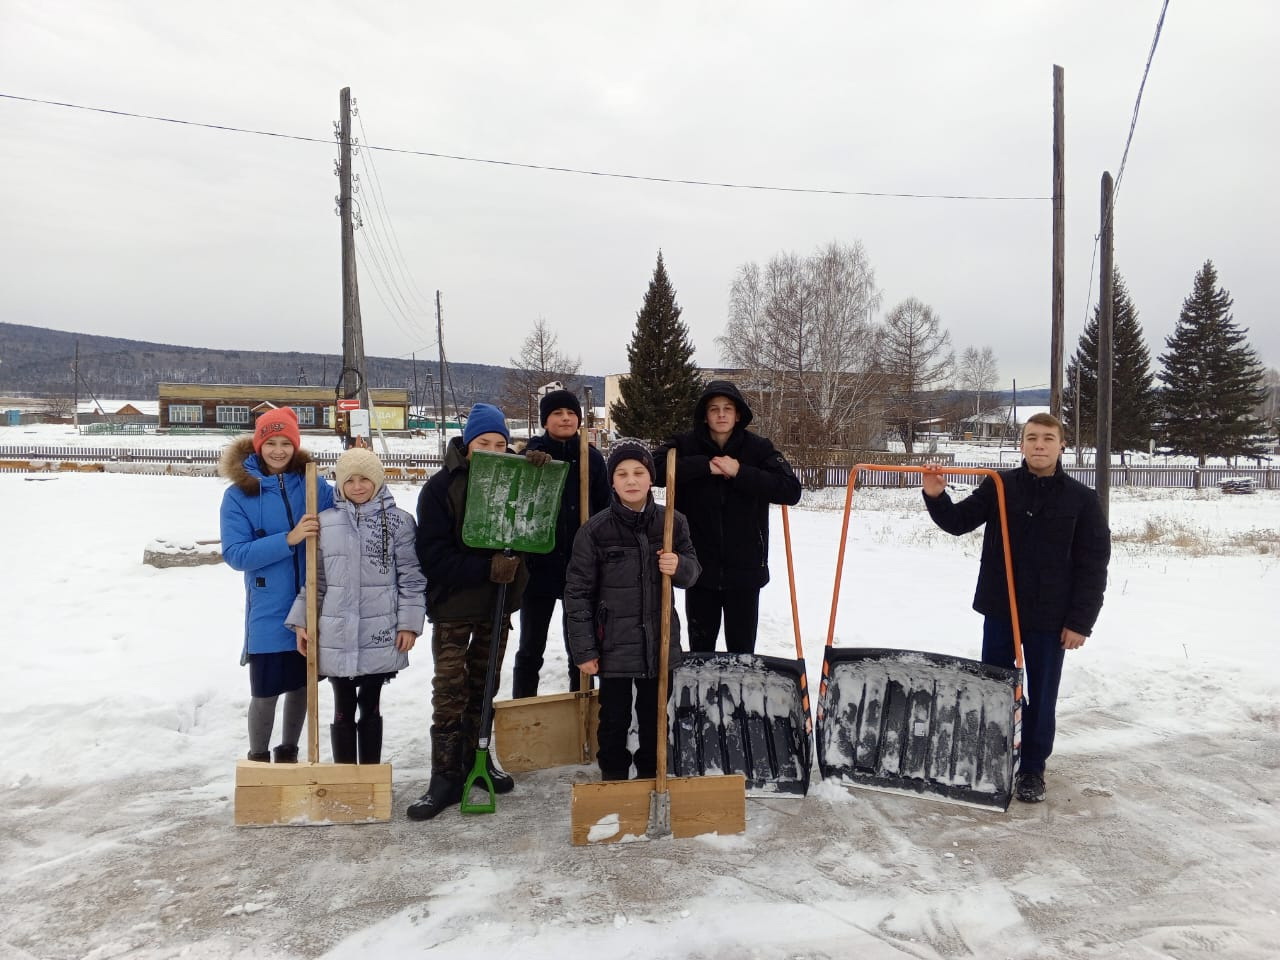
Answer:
[{"xmin": 336, "ymin": 398, "xmax": 361, "ymax": 411}]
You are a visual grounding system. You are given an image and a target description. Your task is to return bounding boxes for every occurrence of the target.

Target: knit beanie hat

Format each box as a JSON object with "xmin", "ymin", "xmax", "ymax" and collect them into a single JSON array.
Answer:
[
  {"xmin": 463, "ymin": 403, "xmax": 510, "ymax": 445},
  {"xmin": 253, "ymin": 406, "xmax": 301, "ymax": 453},
  {"xmin": 539, "ymin": 388, "xmax": 583, "ymax": 426},
  {"xmin": 606, "ymin": 439, "xmax": 656, "ymax": 482},
  {"xmin": 334, "ymin": 447, "xmax": 385, "ymax": 497}
]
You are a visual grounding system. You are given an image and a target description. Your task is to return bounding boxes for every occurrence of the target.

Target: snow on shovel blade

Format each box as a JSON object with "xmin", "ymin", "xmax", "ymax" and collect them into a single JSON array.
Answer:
[
  {"xmin": 670, "ymin": 653, "xmax": 812, "ymax": 796},
  {"xmin": 816, "ymin": 647, "xmax": 1021, "ymax": 810}
]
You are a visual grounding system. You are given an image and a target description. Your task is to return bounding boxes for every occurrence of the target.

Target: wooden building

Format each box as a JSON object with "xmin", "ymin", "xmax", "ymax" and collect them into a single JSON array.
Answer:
[{"xmin": 156, "ymin": 383, "xmax": 411, "ymax": 434}]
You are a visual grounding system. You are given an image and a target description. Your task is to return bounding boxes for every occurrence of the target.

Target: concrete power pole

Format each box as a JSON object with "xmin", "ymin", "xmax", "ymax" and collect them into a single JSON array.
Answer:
[
  {"xmin": 337, "ymin": 86, "xmax": 374, "ymax": 446},
  {"xmin": 1050, "ymin": 65, "xmax": 1065, "ymax": 420},
  {"xmin": 1096, "ymin": 172, "xmax": 1115, "ymax": 522},
  {"xmin": 436, "ymin": 290, "xmax": 447, "ymax": 455}
]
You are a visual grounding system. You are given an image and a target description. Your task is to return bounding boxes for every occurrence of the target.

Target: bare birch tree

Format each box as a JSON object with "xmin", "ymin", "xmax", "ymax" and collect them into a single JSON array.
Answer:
[
  {"xmin": 718, "ymin": 241, "xmax": 881, "ymax": 460},
  {"xmin": 501, "ymin": 317, "xmax": 581, "ymax": 429},
  {"xmin": 880, "ymin": 297, "xmax": 954, "ymax": 454},
  {"xmin": 958, "ymin": 346, "xmax": 999, "ymax": 416}
]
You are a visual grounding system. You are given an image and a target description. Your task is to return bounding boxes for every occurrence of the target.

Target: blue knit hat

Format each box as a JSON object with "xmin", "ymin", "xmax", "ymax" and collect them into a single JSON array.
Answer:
[{"xmin": 463, "ymin": 403, "xmax": 510, "ymax": 445}]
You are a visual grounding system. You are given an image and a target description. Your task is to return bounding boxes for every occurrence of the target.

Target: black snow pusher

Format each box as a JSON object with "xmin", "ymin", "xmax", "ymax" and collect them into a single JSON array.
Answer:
[
  {"xmin": 669, "ymin": 505, "xmax": 812, "ymax": 796},
  {"xmin": 816, "ymin": 465, "xmax": 1025, "ymax": 811}
]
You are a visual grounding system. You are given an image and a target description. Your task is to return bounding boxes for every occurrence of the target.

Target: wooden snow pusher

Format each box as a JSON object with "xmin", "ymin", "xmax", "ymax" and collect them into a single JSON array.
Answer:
[
  {"xmin": 669, "ymin": 505, "xmax": 812, "ymax": 796},
  {"xmin": 234, "ymin": 463, "xmax": 392, "ymax": 826},
  {"xmin": 493, "ymin": 428, "xmax": 599, "ymax": 773},
  {"xmin": 816, "ymin": 465, "xmax": 1024, "ymax": 811},
  {"xmin": 570, "ymin": 450, "xmax": 746, "ymax": 844}
]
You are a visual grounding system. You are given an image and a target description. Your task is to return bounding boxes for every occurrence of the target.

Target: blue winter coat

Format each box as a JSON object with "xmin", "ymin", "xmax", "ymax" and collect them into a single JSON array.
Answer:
[
  {"xmin": 218, "ymin": 436, "xmax": 335, "ymax": 656},
  {"xmin": 286, "ymin": 484, "xmax": 427, "ymax": 677}
]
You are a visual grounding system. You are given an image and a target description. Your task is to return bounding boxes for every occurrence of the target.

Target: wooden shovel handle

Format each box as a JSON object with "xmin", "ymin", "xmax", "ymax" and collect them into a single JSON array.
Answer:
[
  {"xmin": 305, "ymin": 463, "xmax": 320, "ymax": 764},
  {"xmin": 654, "ymin": 449, "xmax": 676, "ymax": 792},
  {"xmin": 578, "ymin": 426, "xmax": 591, "ymax": 696}
]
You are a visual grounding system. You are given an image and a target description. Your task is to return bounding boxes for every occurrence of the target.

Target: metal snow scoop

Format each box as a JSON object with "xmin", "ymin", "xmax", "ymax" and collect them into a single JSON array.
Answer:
[
  {"xmin": 493, "ymin": 427, "xmax": 600, "ymax": 772},
  {"xmin": 570, "ymin": 449, "xmax": 746, "ymax": 844},
  {"xmin": 816, "ymin": 465, "xmax": 1025, "ymax": 811},
  {"xmin": 456, "ymin": 450, "xmax": 570, "ymax": 814},
  {"xmin": 234, "ymin": 463, "xmax": 392, "ymax": 826},
  {"xmin": 669, "ymin": 504, "xmax": 812, "ymax": 796}
]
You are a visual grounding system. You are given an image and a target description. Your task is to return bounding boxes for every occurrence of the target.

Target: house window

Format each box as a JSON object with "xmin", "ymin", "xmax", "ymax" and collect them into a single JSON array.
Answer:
[
  {"xmin": 291, "ymin": 406, "xmax": 316, "ymax": 426},
  {"xmin": 216, "ymin": 405, "xmax": 251, "ymax": 425},
  {"xmin": 169, "ymin": 404, "xmax": 203, "ymax": 424}
]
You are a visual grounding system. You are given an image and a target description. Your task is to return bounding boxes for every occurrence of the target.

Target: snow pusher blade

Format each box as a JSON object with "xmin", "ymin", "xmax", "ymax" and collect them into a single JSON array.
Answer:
[
  {"xmin": 816, "ymin": 647, "xmax": 1019, "ymax": 809},
  {"xmin": 234, "ymin": 464, "xmax": 391, "ymax": 827},
  {"xmin": 570, "ymin": 450, "xmax": 746, "ymax": 845},
  {"xmin": 670, "ymin": 653, "xmax": 810, "ymax": 795},
  {"xmin": 668, "ymin": 504, "xmax": 812, "ymax": 796},
  {"xmin": 818, "ymin": 464, "xmax": 1026, "ymax": 812}
]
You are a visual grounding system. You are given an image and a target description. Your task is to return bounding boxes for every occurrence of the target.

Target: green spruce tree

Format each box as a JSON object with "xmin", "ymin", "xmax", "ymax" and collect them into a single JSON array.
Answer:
[
  {"xmin": 1158, "ymin": 260, "xmax": 1268, "ymax": 465},
  {"xmin": 611, "ymin": 252, "xmax": 704, "ymax": 442},
  {"xmin": 1063, "ymin": 270, "xmax": 1158, "ymax": 462}
]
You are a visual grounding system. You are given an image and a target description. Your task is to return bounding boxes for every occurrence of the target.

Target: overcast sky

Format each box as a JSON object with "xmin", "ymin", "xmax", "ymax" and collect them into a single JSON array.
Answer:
[{"xmin": 2, "ymin": 1, "xmax": 1275, "ymax": 393}]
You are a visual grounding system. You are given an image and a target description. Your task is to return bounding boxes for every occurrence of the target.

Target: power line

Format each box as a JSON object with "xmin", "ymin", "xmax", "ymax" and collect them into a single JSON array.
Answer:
[{"xmin": 0, "ymin": 92, "xmax": 1049, "ymax": 202}]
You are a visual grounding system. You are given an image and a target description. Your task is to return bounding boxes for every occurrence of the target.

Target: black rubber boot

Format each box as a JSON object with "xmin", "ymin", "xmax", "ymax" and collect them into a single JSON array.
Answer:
[
  {"xmin": 272, "ymin": 744, "xmax": 299, "ymax": 764},
  {"xmin": 246, "ymin": 750, "xmax": 271, "ymax": 763},
  {"xmin": 356, "ymin": 716, "xmax": 383, "ymax": 764},
  {"xmin": 486, "ymin": 753, "xmax": 515, "ymax": 795},
  {"xmin": 406, "ymin": 773, "xmax": 463, "ymax": 821},
  {"xmin": 330, "ymin": 721, "xmax": 357, "ymax": 764}
]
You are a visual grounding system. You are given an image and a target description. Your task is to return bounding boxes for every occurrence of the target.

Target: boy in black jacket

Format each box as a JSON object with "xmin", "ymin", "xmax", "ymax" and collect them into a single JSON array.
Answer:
[
  {"xmin": 922, "ymin": 413, "xmax": 1110, "ymax": 804},
  {"xmin": 655, "ymin": 380, "xmax": 801, "ymax": 655},
  {"xmin": 564, "ymin": 440, "xmax": 700, "ymax": 781},
  {"xmin": 512, "ymin": 388, "xmax": 610, "ymax": 698}
]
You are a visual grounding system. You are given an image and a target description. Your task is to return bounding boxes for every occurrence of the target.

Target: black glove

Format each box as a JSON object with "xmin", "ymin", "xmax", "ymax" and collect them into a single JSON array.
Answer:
[
  {"xmin": 489, "ymin": 552, "xmax": 520, "ymax": 584},
  {"xmin": 525, "ymin": 449, "xmax": 552, "ymax": 467}
]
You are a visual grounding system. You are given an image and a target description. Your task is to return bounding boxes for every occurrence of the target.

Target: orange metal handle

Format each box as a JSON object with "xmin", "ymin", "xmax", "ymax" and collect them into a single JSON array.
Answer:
[{"xmin": 823, "ymin": 464, "xmax": 1024, "ymax": 677}]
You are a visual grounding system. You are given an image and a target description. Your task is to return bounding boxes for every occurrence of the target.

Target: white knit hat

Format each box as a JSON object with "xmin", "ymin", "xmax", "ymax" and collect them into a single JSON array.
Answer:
[{"xmin": 334, "ymin": 447, "xmax": 386, "ymax": 497}]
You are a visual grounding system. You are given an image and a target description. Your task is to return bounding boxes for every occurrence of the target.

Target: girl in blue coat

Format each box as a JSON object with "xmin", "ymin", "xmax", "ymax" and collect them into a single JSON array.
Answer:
[
  {"xmin": 287, "ymin": 447, "xmax": 426, "ymax": 764},
  {"xmin": 218, "ymin": 407, "xmax": 333, "ymax": 763}
]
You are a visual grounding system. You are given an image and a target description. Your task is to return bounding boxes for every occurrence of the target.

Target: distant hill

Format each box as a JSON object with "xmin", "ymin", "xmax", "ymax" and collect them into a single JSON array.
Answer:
[{"xmin": 0, "ymin": 322, "xmax": 603, "ymax": 409}]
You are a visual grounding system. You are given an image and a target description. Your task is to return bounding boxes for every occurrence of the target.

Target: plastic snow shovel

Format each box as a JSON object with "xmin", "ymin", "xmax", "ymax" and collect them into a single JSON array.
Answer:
[
  {"xmin": 570, "ymin": 449, "xmax": 746, "ymax": 845},
  {"xmin": 456, "ymin": 451, "xmax": 569, "ymax": 813},
  {"xmin": 493, "ymin": 427, "xmax": 601, "ymax": 772},
  {"xmin": 234, "ymin": 462, "xmax": 392, "ymax": 826},
  {"xmin": 816, "ymin": 464, "xmax": 1024, "ymax": 811},
  {"xmin": 669, "ymin": 503, "xmax": 812, "ymax": 796}
]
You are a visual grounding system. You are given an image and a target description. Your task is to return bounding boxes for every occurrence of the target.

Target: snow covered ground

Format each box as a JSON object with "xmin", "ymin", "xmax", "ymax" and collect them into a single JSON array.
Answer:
[{"xmin": 2, "ymin": 462, "xmax": 1279, "ymax": 959}]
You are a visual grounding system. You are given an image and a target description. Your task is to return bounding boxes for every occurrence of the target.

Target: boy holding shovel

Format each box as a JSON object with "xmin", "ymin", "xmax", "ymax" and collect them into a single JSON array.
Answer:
[{"xmin": 564, "ymin": 441, "xmax": 700, "ymax": 781}]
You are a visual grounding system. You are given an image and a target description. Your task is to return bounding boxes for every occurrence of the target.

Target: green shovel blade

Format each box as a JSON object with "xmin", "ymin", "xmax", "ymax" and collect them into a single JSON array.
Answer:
[{"xmin": 459, "ymin": 748, "xmax": 497, "ymax": 814}]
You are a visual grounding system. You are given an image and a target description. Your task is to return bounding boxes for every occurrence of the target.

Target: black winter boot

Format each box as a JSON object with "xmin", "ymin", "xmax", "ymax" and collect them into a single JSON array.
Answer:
[
  {"xmin": 406, "ymin": 773, "xmax": 463, "ymax": 821},
  {"xmin": 330, "ymin": 721, "xmax": 357, "ymax": 764},
  {"xmin": 272, "ymin": 744, "xmax": 299, "ymax": 764},
  {"xmin": 246, "ymin": 750, "xmax": 271, "ymax": 763},
  {"xmin": 357, "ymin": 716, "xmax": 383, "ymax": 764},
  {"xmin": 486, "ymin": 753, "xmax": 515, "ymax": 794}
]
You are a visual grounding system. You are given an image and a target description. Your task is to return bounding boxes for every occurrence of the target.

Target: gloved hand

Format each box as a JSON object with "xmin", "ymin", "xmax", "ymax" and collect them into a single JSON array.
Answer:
[
  {"xmin": 524, "ymin": 449, "xmax": 552, "ymax": 467},
  {"xmin": 489, "ymin": 552, "xmax": 520, "ymax": 584}
]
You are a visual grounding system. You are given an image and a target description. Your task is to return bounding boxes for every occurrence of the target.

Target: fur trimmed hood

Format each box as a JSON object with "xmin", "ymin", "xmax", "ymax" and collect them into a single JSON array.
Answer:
[{"xmin": 218, "ymin": 434, "xmax": 318, "ymax": 496}]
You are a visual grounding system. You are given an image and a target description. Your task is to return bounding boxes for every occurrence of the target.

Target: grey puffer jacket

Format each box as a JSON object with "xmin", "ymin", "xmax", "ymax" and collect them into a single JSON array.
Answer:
[
  {"xmin": 286, "ymin": 484, "xmax": 427, "ymax": 678},
  {"xmin": 564, "ymin": 495, "xmax": 701, "ymax": 679}
]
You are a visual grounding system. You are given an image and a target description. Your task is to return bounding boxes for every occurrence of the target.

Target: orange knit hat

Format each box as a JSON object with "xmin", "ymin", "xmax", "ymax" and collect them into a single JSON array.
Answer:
[{"xmin": 253, "ymin": 407, "xmax": 302, "ymax": 453}]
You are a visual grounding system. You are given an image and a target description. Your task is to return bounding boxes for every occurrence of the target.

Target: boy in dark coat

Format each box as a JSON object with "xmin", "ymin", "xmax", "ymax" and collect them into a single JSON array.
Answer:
[
  {"xmin": 922, "ymin": 412, "xmax": 1110, "ymax": 804},
  {"xmin": 407, "ymin": 403, "xmax": 544, "ymax": 821},
  {"xmin": 654, "ymin": 380, "xmax": 801, "ymax": 655},
  {"xmin": 512, "ymin": 388, "xmax": 610, "ymax": 698},
  {"xmin": 564, "ymin": 440, "xmax": 701, "ymax": 781}
]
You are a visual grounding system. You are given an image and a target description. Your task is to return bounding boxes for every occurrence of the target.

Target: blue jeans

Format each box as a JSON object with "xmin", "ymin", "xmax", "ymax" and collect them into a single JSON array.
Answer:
[{"xmin": 982, "ymin": 617, "xmax": 1066, "ymax": 775}]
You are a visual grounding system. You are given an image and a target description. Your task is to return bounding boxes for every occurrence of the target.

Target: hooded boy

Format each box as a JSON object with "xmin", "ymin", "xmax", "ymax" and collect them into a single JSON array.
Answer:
[{"xmin": 654, "ymin": 381, "xmax": 801, "ymax": 655}]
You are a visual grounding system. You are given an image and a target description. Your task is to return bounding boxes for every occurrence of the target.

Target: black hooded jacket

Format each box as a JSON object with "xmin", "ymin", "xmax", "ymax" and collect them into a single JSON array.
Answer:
[
  {"xmin": 923, "ymin": 461, "xmax": 1111, "ymax": 635},
  {"xmin": 524, "ymin": 431, "xmax": 610, "ymax": 598},
  {"xmin": 654, "ymin": 381, "xmax": 802, "ymax": 591}
]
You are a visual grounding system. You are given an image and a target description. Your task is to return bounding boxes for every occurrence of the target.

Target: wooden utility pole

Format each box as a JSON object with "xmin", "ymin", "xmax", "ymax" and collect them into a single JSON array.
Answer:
[
  {"xmin": 1050, "ymin": 65, "xmax": 1065, "ymax": 419},
  {"xmin": 72, "ymin": 340, "xmax": 79, "ymax": 432},
  {"xmin": 338, "ymin": 87, "xmax": 374, "ymax": 445},
  {"xmin": 436, "ymin": 290, "xmax": 447, "ymax": 453},
  {"xmin": 1096, "ymin": 172, "xmax": 1115, "ymax": 522}
]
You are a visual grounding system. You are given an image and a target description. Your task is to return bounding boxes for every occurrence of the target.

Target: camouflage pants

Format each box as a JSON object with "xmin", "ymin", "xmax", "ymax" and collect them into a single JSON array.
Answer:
[{"xmin": 430, "ymin": 618, "xmax": 511, "ymax": 774}]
